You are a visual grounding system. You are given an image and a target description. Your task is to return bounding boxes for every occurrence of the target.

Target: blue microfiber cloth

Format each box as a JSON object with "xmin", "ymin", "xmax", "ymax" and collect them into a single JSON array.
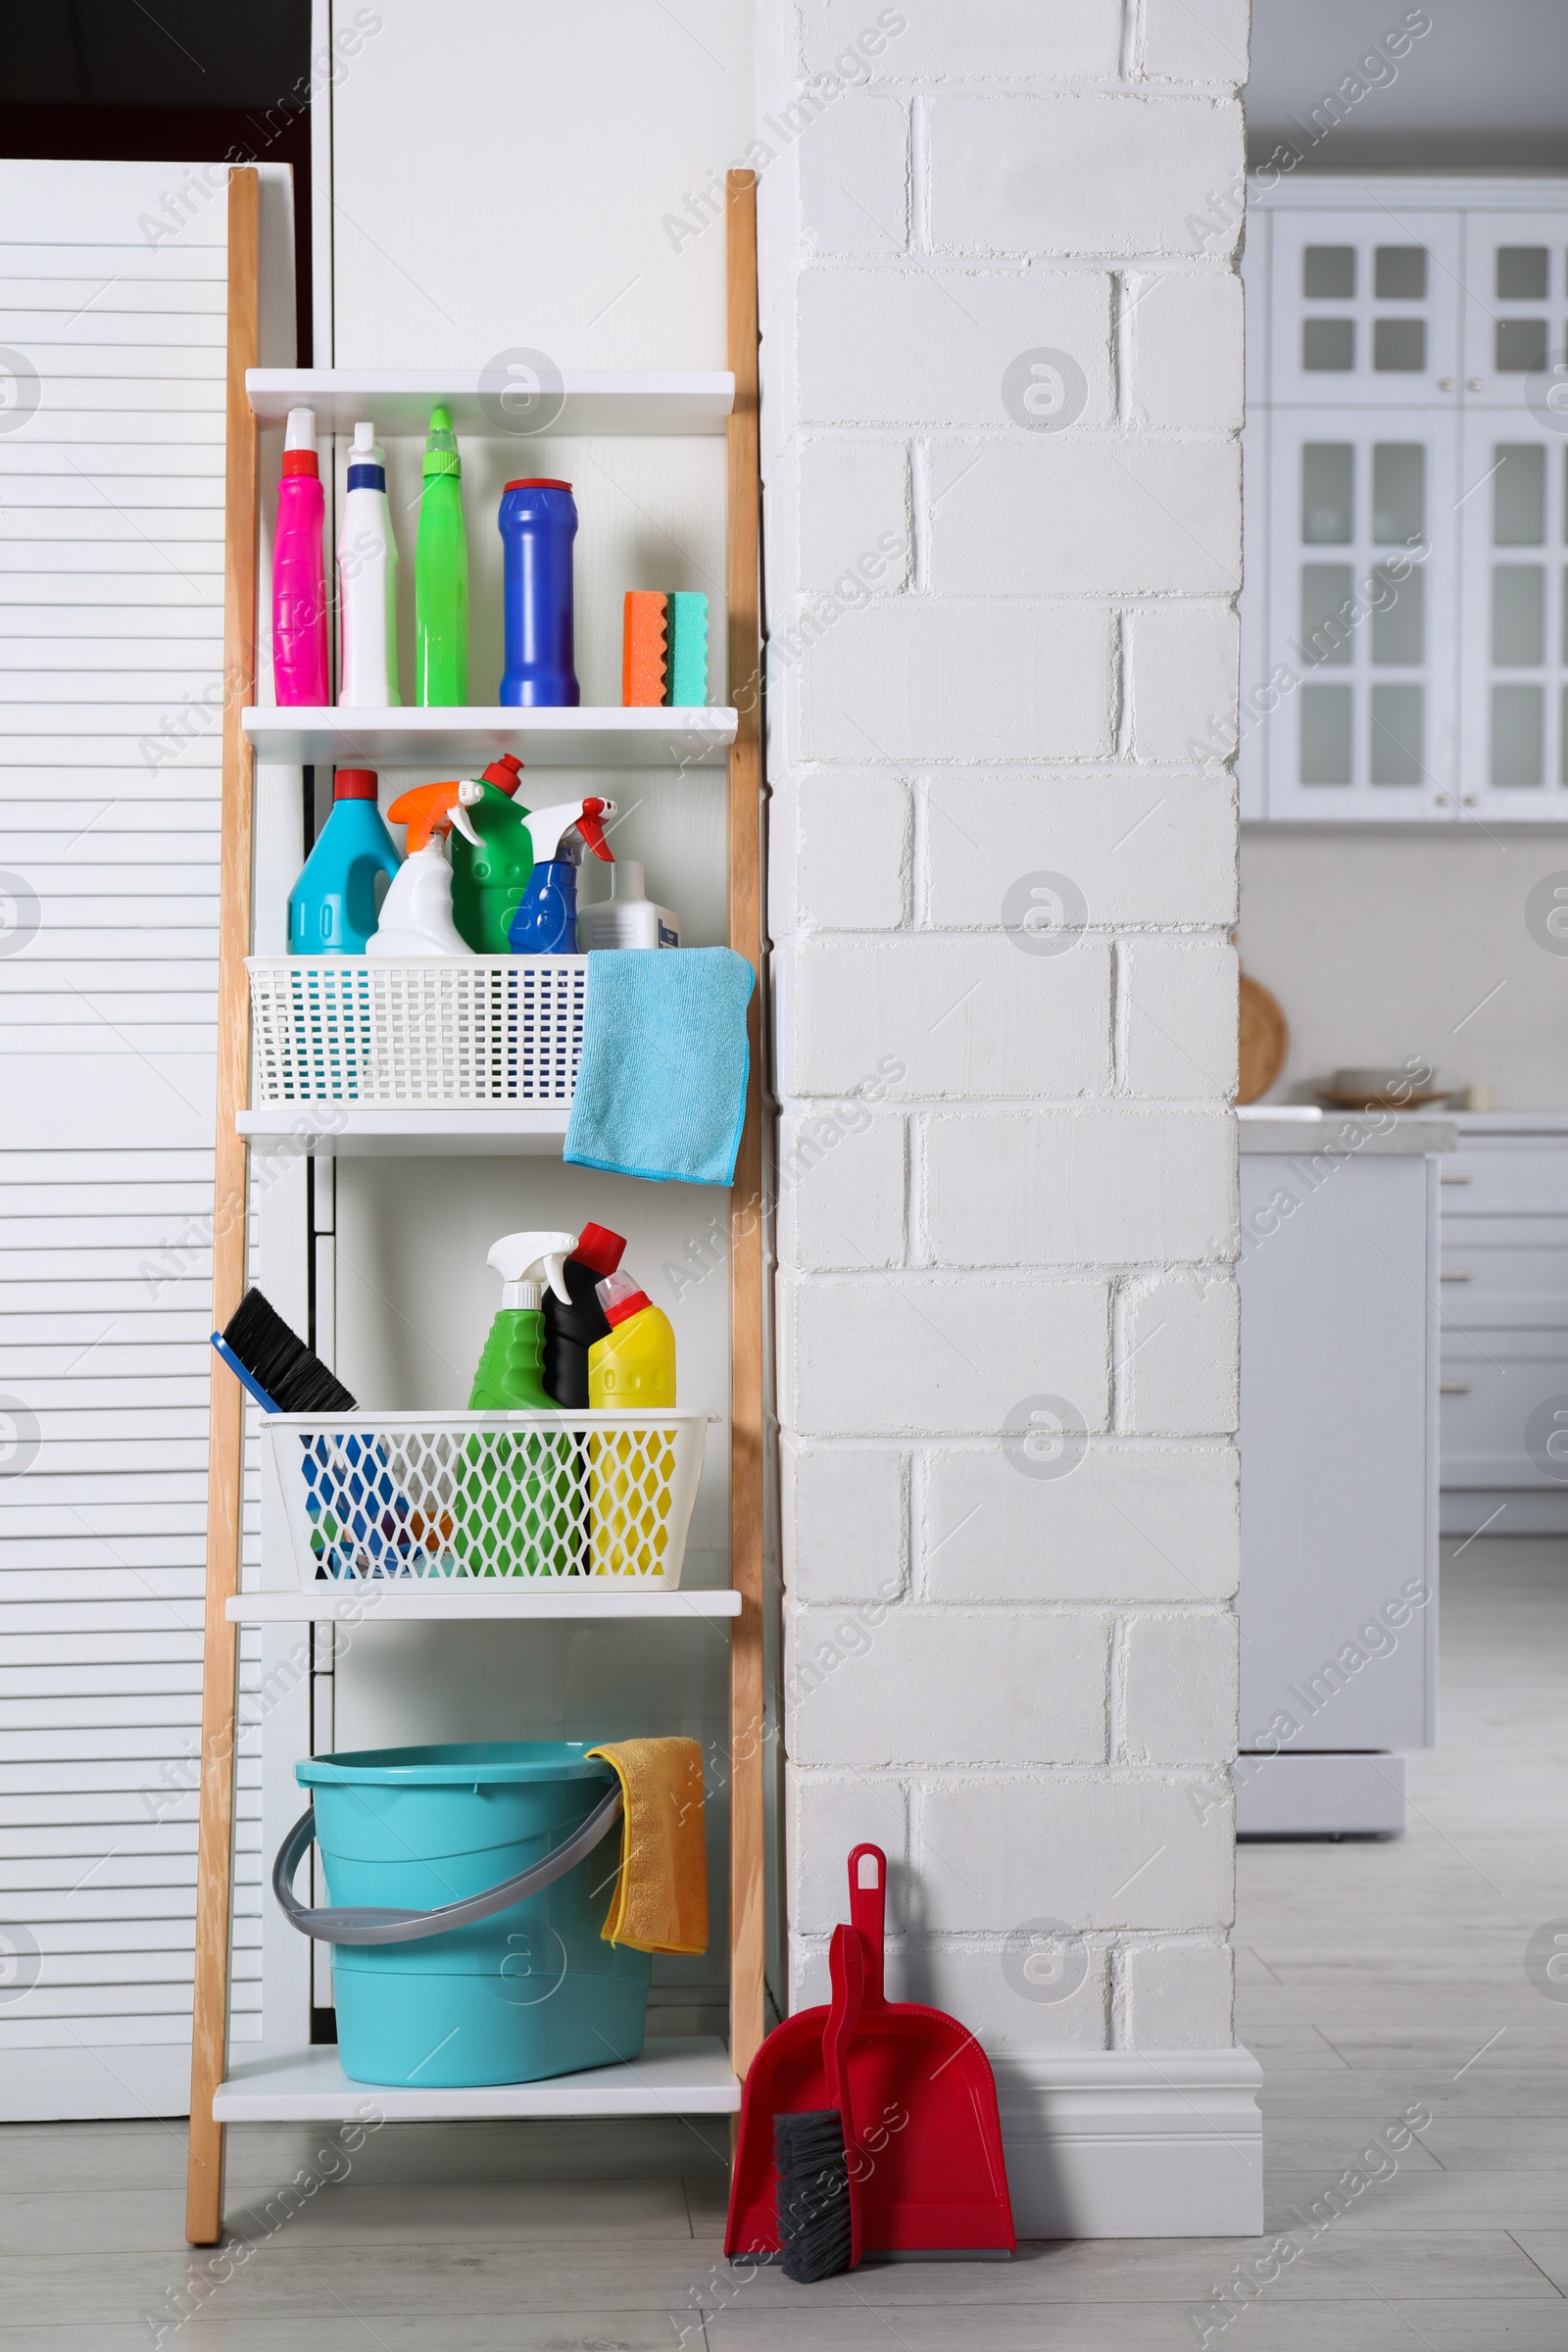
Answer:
[{"xmin": 564, "ymin": 947, "xmax": 756, "ymax": 1186}]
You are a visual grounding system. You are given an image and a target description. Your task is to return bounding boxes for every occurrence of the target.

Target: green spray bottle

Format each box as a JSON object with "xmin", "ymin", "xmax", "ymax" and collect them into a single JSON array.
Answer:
[
  {"xmin": 415, "ymin": 404, "xmax": 467, "ymax": 706},
  {"xmin": 469, "ymin": 1230, "xmax": 575, "ymax": 1408},
  {"xmin": 462, "ymin": 1231, "xmax": 581, "ymax": 1577}
]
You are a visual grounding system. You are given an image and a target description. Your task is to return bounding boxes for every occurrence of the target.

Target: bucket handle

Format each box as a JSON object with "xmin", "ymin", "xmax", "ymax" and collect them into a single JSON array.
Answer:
[{"xmin": 271, "ymin": 1784, "xmax": 623, "ymax": 1947}]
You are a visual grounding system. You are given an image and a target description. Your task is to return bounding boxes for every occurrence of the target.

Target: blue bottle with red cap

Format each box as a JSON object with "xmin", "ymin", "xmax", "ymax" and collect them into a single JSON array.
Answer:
[
  {"xmin": 499, "ymin": 477, "xmax": 580, "ymax": 707},
  {"xmin": 287, "ymin": 767, "xmax": 401, "ymax": 955}
]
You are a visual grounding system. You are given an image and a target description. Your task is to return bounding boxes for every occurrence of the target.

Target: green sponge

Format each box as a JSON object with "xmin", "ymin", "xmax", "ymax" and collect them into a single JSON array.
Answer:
[{"xmin": 663, "ymin": 592, "xmax": 709, "ymax": 708}]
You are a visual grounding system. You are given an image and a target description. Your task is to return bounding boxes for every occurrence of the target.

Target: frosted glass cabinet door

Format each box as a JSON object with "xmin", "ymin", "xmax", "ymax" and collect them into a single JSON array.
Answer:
[
  {"xmin": 1268, "ymin": 208, "xmax": 1463, "ymax": 410},
  {"xmin": 1264, "ymin": 409, "xmax": 1459, "ymax": 819},
  {"xmin": 1237, "ymin": 421, "xmax": 1269, "ymax": 819},
  {"xmin": 1459, "ymin": 414, "xmax": 1568, "ymax": 818},
  {"xmin": 1460, "ymin": 213, "xmax": 1568, "ymax": 411}
]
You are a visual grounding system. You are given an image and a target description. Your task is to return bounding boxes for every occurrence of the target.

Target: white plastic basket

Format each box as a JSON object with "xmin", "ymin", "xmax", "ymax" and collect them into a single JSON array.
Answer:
[
  {"xmin": 247, "ymin": 956, "xmax": 588, "ymax": 1105},
  {"xmin": 264, "ymin": 1411, "xmax": 711, "ymax": 1588}
]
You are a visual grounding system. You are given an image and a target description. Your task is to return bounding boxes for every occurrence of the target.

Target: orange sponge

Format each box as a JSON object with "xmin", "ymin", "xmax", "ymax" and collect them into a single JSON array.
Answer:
[{"xmin": 622, "ymin": 590, "xmax": 668, "ymax": 707}]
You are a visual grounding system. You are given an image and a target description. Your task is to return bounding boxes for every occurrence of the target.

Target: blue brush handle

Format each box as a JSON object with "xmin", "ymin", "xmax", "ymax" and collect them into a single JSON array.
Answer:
[{"xmin": 211, "ymin": 1333, "xmax": 280, "ymax": 1413}]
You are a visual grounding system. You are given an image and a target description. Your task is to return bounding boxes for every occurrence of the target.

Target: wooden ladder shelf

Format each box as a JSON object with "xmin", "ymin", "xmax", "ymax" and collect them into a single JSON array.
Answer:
[{"xmin": 184, "ymin": 166, "xmax": 766, "ymax": 2244}]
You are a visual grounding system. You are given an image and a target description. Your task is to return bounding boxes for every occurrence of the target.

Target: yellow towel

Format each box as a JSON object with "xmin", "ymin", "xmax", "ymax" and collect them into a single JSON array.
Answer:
[{"xmin": 586, "ymin": 1738, "xmax": 709, "ymax": 1956}]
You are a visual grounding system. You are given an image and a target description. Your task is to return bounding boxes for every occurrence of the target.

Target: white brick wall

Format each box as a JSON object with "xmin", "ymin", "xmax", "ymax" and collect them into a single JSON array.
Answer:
[
  {"xmin": 796, "ymin": 270, "xmax": 1116, "ymax": 426},
  {"xmin": 760, "ymin": 0, "xmax": 1243, "ymax": 2065},
  {"xmin": 787, "ymin": 1605, "xmax": 1111, "ymax": 1765},
  {"xmin": 780, "ymin": 1273, "xmax": 1110, "ymax": 1437},
  {"xmin": 927, "ymin": 94, "xmax": 1243, "ymax": 256},
  {"xmin": 927, "ymin": 438, "xmax": 1240, "ymax": 597}
]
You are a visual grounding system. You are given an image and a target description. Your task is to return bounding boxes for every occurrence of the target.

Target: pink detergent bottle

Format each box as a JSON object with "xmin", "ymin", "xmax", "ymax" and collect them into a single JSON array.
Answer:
[{"xmin": 272, "ymin": 406, "xmax": 329, "ymax": 705}]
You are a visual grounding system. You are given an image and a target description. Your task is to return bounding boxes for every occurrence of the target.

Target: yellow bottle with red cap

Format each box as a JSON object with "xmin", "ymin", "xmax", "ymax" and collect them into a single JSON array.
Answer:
[
  {"xmin": 588, "ymin": 1270, "xmax": 675, "ymax": 1407},
  {"xmin": 587, "ymin": 1270, "xmax": 675, "ymax": 1577}
]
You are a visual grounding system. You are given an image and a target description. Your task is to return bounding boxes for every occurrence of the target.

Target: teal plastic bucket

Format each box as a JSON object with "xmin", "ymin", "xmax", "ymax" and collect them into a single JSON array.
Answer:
[{"xmin": 295, "ymin": 1741, "xmax": 651, "ymax": 2088}]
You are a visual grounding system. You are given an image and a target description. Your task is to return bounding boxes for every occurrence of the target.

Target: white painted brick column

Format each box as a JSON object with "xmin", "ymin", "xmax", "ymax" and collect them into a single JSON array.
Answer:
[{"xmin": 757, "ymin": 0, "xmax": 1257, "ymax": 2236}]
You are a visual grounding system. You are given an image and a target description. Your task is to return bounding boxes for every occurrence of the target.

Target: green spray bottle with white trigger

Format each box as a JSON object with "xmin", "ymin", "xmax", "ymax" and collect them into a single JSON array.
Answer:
[
  {"xmin": 462, "ymin": 1231, "xmax": 581, "ymax": 1576},
  {"xmin": 469, "ymin": 1231, "xmax": 576, "ymax": 1409}
]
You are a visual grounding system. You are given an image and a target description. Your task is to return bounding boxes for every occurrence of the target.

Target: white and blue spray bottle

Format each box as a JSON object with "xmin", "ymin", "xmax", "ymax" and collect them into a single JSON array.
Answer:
[{"xmin": 506, "ymin": 797, "xmax": 616, "ymax": 955}]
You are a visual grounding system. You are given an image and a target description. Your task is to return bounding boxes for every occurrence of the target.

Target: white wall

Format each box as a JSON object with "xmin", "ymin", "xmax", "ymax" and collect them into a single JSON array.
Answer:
[
  {"xmin": 324, "ymin": 0, "xmax": 758, "ymax": 2030},
  {"xmin": 1241, "ymin": 829, "xmax": 1568, "ymax": 1107},
  {"xmin": 1246, "ymin": 0, "xmax": 1568, "ymax": 170},
  {"xmin": 759, "ymin": 0, "xmax": 1257, "ymax": 2233}
]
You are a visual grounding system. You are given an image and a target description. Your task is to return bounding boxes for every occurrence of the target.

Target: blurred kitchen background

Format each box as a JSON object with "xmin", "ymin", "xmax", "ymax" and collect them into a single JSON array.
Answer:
[
  {"xmin": 1240, "ymin": 0, "xmax": 1568, "ymax": 1115},
  {"xmin": 1234, "ymin": 1, "xmax": 1568, "ymax": 1836}
]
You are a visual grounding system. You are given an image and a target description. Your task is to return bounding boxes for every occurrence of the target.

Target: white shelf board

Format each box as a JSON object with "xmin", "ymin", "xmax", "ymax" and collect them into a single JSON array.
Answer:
[
  {"xmin": 227, "ymin": 1588, "xmax": 741, "ymax": 1623},
  {"xmin": 247, "ymin": 368, "xmax": 735, "ymax": 436},
  {"xmin": 213, "ymin": 2036, "xmax": 740, "ymax": 2122},
  {"xmin": 236, "ymin": 1105, "xmax": 569, "ymax": 1157},
  {"xmin": 242, "ymin": 706, "xmax": 736, "ymax": 768}
]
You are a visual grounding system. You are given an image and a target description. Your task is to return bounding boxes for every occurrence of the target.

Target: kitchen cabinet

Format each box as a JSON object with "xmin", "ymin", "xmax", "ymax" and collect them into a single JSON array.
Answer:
[
  {"xmin": 1457, "ymin": 416, "xmax": 1568, "ymax": 808},
  {"xmin": 1242, "ymin": 177, "xmax": 1568, "ymax": 823},
  {"xmin": 1261, "ymin": 205, "xmax": 1463, "ymax": 410},
  {"xmin": 1259, "ymin": 407, "xmax": 1460, "ymax": 819},
  {"xmin": 1236, "ymin": 1112, "xmax": 1450, "ymax": 1834},
  {"xmin": 1438, "ymin": 1117, "xmax": 1568, "ymax": 1527}
]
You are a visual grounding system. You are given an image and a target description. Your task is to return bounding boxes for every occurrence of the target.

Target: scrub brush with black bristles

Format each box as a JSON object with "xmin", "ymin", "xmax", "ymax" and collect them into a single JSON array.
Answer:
[
  {"xmin": 774, "ymin": 2109, "xmax": 852, "ymax": 2282},
  {"xmin": 212, "ymin": 1288, "xmax": 357, "ymax": 1414},
  {"xmin": 774, "ymin": 1924, "xmax": 864, "ymax": 2283}
]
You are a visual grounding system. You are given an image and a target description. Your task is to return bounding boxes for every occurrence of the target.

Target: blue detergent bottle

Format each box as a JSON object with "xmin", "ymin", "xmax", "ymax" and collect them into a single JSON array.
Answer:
[
  {"xmin": 288, "ymin": 766, "xmax": 402, "ymax": 954},
  {"xmin": 498, "ymin": 477, "xmax": 579, "ymax": 706}
]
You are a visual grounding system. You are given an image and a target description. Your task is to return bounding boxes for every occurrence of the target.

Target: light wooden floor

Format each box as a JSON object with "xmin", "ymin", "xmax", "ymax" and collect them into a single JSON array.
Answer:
[{"xmin": 4, "ymin": 1535, "xmax": 1567, "ymax": 2349}]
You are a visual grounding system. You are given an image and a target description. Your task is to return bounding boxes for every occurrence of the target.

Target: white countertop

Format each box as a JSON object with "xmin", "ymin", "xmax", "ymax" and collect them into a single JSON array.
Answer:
[
  {"xmin": 1244, "ymin": 1106, "xmax": 1568, "ymax": 1146},
  {"xmin": 1239, "ymin": 1107, "xmax": 1457, "ymax": 1155},
  {"xmin": 1445, "ymin": 1110, "xmax": 1568, "ymax": 1134}
]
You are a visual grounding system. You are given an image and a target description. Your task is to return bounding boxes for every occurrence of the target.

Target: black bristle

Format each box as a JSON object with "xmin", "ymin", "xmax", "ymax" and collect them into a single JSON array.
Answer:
[
  {"xmin": 221, "ymin": 1288, "xmax": 358, "ymax": 1414},
  {"xmin": 774, "ymin": 2108, "xmax": 852, "ymax": 2283}
]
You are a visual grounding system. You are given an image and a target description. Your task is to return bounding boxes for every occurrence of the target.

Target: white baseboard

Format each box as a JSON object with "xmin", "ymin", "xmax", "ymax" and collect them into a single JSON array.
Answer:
[
  {"xmin": 1236, "ymin": 1751, "xmax": 1407, "ymax": 1837},
  {"xmin": 1441, "ymin": 1489, "xmax": 1568, "ymax": 1537},
  {"xmin": 0, "ymin": 2041, "xmax": 191, "ymax": 2121},
  {"xmin": 4, "ymin": 2037, "xmax": 1265, "ymax": 2244},
  {"xmin": 992, "ymin": 2047, "xmax": 1263, "ymax": 2238}
]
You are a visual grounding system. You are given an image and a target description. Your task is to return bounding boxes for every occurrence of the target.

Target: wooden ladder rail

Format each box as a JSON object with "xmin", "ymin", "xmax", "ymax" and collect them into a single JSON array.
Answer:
[
  {"xmin": 726, "ymin": 170, "xmax": 767, "ymax": 2083},
  {"xmin": 185, "ymin": 164, "xmax": 261, "ymax": 2245}
]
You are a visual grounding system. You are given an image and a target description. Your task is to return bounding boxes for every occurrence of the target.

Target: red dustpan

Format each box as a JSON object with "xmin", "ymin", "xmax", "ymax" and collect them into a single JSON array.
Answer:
[{"xmin": 725, "ymin": 1844, "xmax": 1015, "ymax": 2260}]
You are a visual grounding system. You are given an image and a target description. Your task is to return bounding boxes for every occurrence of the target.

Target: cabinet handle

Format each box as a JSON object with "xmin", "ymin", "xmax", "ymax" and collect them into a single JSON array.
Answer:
[
  {"xmin": 1441, "ymin": 1173, "xmax": 1473, "ymax": 1185},
  {"xmin": 1437, "ymin": 376, "xmax": 1455, "ymax": 390},
  {"xmin": 1441, "ymin": 1382, "xmax": 1472, "ymax": 1395},
  {"xmin": 1441, "ymin": 1269, "xmax": 1474, "ymax": 1281}
]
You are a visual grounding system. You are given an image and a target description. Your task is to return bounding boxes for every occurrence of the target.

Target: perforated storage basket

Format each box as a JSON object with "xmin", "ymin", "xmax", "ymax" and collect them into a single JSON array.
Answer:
[
  {"xmin": 264, "ymin": 1411, "xmax": 711, "ymax": 1588},
  {"xmin": 247, "ymin": 956, "xmax": 588, "ymax": 1105}
]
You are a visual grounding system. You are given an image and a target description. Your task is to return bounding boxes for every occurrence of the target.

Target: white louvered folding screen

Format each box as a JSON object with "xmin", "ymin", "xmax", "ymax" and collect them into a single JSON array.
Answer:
[{"xmin": 0, "ymin": 160, "xmax": 262, "ymax": 2118}]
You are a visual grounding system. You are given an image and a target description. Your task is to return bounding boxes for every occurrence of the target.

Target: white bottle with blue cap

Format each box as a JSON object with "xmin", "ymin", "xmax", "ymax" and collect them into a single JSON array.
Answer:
[{"xmin": 337, "ymin": 420, "xmax": 399, "ymax": 707}]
